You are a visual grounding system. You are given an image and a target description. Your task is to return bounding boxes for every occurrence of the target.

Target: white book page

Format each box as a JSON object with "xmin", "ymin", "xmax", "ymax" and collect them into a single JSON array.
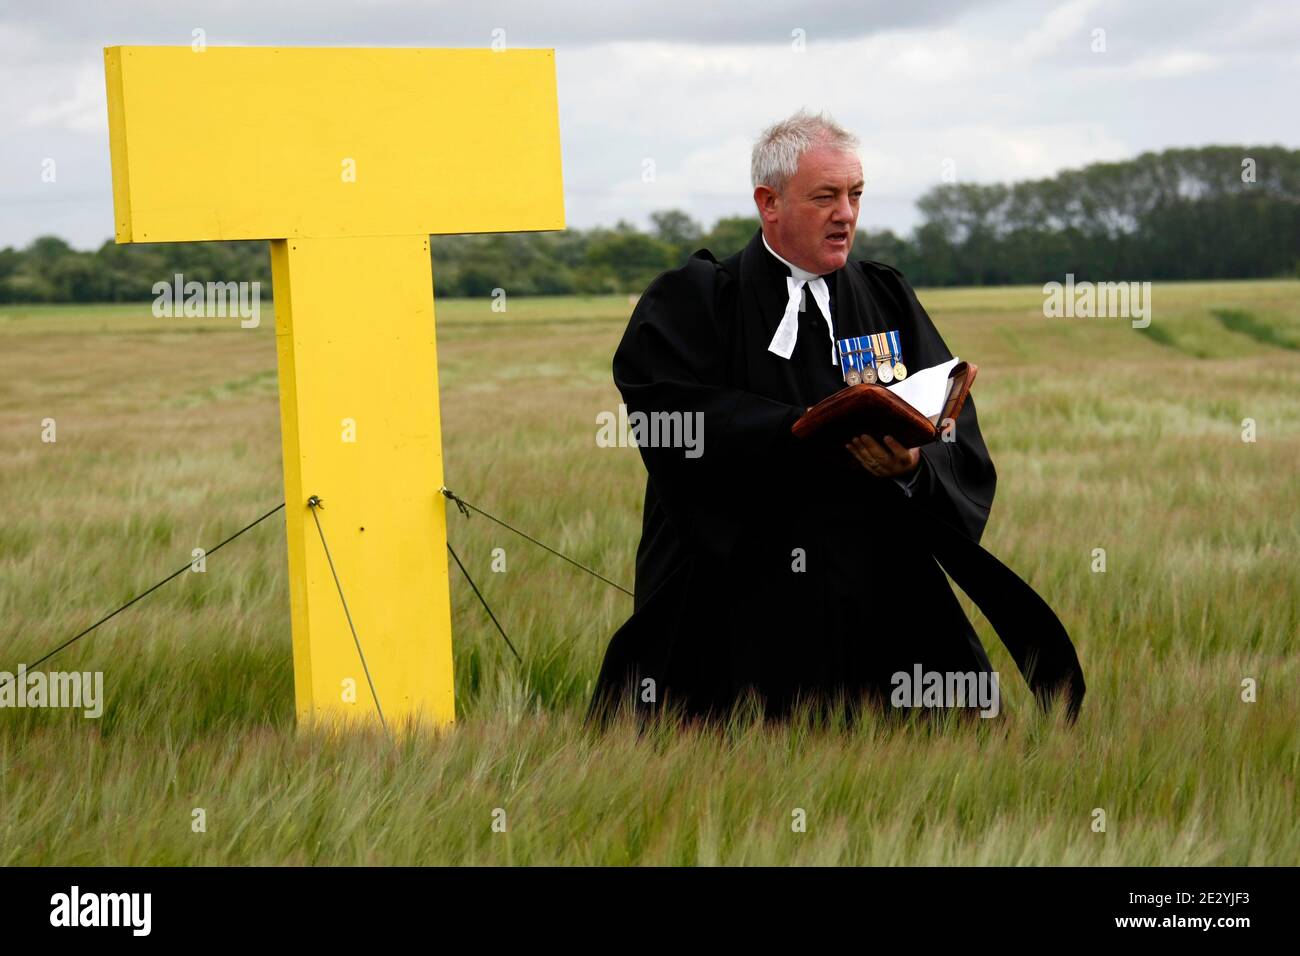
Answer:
[{"xmin": 885, "ymin": 357, "xmax": 960, "ymax": 423}]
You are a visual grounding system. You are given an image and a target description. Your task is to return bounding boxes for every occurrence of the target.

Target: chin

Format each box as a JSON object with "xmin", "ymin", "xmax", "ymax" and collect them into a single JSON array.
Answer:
[{"xmin": 821, "ymin": 249, "xmax": 849, "ymax": 272}]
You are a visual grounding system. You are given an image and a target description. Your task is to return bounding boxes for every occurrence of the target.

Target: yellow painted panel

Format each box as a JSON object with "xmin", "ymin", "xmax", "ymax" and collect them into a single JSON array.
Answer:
[
  {"xmin": 104, "ymin": 46, "xmax": 566, "ymax": 242},
  {"xmin": 103, "ymin": 49, "xmax": 133, "ymax": 242},
  {"xmin": 272, "ymin": 234, "xmax": 455, "ymax": 728}
]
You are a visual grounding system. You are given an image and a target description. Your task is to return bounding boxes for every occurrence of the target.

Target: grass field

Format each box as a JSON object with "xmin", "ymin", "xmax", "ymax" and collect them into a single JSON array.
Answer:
[{"xmin": 0, "ymin": 279, "xmax": 1296, "ymax": 865}]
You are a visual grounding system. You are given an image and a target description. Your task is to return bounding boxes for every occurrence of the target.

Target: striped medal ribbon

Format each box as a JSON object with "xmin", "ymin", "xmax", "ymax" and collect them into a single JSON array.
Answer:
[{"xmin": 888, "ymin": 329, "xmax": 908, "ymax": 381}]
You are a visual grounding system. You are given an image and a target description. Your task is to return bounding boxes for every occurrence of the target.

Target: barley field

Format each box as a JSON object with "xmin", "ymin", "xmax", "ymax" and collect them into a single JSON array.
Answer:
[{"xmin": 0, "ymin": 279, "xmax": 1296, "ymax": 865}]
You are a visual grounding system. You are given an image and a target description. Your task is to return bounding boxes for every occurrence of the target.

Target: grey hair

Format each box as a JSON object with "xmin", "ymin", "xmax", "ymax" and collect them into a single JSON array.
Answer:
[{"xmin": 751, "ymin": 109, "xmax": 860, "ymax": 194}]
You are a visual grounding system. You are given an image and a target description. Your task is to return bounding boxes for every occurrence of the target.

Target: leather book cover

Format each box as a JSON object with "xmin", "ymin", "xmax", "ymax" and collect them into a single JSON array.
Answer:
[{"xmin": 793, "ymin": 361, "xmax": 978, "ymax": 448}]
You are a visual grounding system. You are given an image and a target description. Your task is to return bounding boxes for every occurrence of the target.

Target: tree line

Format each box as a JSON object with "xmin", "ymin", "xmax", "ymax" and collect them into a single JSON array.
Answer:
[{"xmin": 1, "ymin": 144, "xmax": 1295, "ymax": 304}]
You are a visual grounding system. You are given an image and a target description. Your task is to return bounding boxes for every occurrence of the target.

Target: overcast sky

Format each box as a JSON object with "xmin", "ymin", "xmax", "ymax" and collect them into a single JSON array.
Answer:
[{"xmin": 1, "ymin": 0, "xmax": 1297, "ymax": 249}]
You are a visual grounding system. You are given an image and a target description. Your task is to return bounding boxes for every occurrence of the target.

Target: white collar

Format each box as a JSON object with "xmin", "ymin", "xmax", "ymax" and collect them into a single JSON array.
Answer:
[
  {"xmin": 761, "ymin": 232, "xmax": 838, "ymax": 365},
  {"xmin": 762, "ymin": 232, "xmax": 823, "ymax": 283}
]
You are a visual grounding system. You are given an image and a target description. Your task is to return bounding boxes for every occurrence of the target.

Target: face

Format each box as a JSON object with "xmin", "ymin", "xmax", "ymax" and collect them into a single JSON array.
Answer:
[{"xmin": 755, "ymin": 143, "xmax": 863, "ymax": 275}]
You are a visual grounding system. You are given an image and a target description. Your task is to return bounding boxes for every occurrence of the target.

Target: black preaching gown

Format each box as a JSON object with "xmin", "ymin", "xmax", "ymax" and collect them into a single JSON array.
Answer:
[{"xmin": 587, "ymin": 228, "xmax": 1085, "ymax": 727}]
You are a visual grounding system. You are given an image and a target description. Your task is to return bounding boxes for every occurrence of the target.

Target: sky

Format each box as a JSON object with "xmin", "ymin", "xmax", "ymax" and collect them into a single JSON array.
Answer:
[{"xmin": 1, "ymin": 0, "xmax": 1297, "ymax": 250}]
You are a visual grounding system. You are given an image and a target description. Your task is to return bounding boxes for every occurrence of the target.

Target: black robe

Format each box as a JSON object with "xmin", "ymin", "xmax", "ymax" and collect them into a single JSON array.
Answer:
[{"xmin": 587, "ymin": 228, "xmax": 1084, "ymax": 728}]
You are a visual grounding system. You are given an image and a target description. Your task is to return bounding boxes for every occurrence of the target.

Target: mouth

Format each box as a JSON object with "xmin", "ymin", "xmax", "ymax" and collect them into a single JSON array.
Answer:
[{"xmin": 825, "ymin": 231, "xmax": 849, "ymax": 246}]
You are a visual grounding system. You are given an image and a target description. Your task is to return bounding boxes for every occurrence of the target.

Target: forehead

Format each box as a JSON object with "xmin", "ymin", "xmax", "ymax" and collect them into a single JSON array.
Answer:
[{"xmin": 794, "ymin": 145, "xmax": 862, "ymax": 184}]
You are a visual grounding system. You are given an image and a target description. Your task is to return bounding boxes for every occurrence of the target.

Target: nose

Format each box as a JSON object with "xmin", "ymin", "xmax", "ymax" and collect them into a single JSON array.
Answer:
[{"xmin": 833, "ymin": 192, "xmax": 853, "ymax": 224}]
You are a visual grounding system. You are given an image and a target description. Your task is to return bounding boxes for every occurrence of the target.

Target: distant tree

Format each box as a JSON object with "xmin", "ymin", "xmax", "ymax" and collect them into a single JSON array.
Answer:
[
  {"xmin": 702, "ymin": 216, "xmax": 762, "ymax": 258},
  {"xmin": 25, "ymin": 235, "xmax": 75, "ymax": 265},
  {"xmin": 4, "ymin": 145, "xmax": 1298, "ymax": 302},
  {"xmin": 851, "ymin": 229, "xmax": 911, "ymax": 269},
  {"xmin": 650, "ymin": 209, "xmax": 703, "ymax": 264},
  {"xmin": 49, "ymin": 257, "xmax": 110, "ymax": 302},
  {"xmin": 455, "ymin": 264, "xmax": 502, "ymax": 298},
  {"xmin": 0, "ymin": 247, "xmax": 20, "ymax": 281},
  {"xmin": 909, "ymin": 144, "xmax": 1300, "ymax": 284},
  {"xmin": 585, "ymin": 232, "xmax": 676, "ymax": 291}
]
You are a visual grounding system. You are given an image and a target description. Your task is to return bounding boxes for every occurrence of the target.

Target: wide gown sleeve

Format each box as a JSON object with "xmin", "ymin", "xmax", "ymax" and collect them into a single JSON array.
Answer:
[{"xmin": 865, "ymin": 262, "xmax": 1086, "ymax": 721}]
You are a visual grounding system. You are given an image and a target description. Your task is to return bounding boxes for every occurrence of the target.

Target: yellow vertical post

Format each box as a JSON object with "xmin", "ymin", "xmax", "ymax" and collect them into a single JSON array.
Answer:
[{"xmin": 103, "ymin": 46, "xmax": 566, "ymax": 729}]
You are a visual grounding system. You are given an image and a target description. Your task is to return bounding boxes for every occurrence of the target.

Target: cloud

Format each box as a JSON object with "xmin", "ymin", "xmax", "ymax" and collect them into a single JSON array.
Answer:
[
  {"xmin": 7, "ymin": 0, "xmax": 998, "ymax": 49},
  {"xmin": 0, "ymin": 0, "xmax": 1296, "ymax": 249},
  {"xmin": 1218, "ymin": 2, "xmax": 1300, "ymax": 55},
  {"xmin": 22, "ymin": 63, "xmax": 106, "ymax": 132},
  {"xmin": 1011, "ymin": 0, "xmax": 1104, "ymax": 63},
  {"xmin": 1117, "ymin": 50, "xmax": 1222, "ymax": 78}
]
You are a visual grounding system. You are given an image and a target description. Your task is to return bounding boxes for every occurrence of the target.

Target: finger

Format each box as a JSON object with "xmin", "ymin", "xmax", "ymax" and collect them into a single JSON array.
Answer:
[
  {"xmin": 850, "ymin": 437, "xmax": 876, "ymax": 459},
  {"xmin": 850, "ymin": 440, "xmax": 877, "ymax": 466},
  {"xmin": 882, "ymin": 435, "xmax": 910, "ymax": 458},
  {"xmin": 860, "ymin": 435, "xmax": 888, "ymax": 460},
  {"xmin": 844, "ymin": 443, "xmax": 878, "ymax": 472}
]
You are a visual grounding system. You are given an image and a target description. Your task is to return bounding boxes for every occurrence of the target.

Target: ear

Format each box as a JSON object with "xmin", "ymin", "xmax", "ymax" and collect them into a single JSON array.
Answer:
[{"xmin": 753, "ymin": 185, "xmax": 780, "ymax": 224}]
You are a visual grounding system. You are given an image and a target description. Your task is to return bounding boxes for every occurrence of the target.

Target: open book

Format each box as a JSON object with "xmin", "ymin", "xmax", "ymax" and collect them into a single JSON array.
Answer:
[{"xmin": 792, "ymin": 357, "xmax": 979, "ymax": 448}]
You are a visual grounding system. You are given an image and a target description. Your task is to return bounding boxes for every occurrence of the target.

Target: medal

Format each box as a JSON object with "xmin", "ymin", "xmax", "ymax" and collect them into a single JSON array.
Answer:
[
  {"xmin": 870, "ymin": 331, "xmax": 894, "ymax": 383},
  {"xmin": 858, "ymin": 341, "xmax": 877, "ymax": 384},
  {"xmin": 836, "ymin": 335, "xmax": 854, "ymax": 385},
  {"xmin": 886, "ymin": 331, "xmax": 906, "ymax": 383},
  {"xmin": 836, "ymin": 335, "xmax": 875, "ymax": 387}
]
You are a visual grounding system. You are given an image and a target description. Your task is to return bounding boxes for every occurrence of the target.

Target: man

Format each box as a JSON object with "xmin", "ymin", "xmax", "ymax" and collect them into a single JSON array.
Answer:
[{"xmin": 587, "ymin": 109, "xmax": 1084, "ymax": 729}]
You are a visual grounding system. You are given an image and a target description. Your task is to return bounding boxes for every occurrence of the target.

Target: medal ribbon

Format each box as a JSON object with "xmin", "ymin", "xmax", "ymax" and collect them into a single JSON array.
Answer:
[
  {"xmin": 837, "ymin": 335, "xmax": 874, "ymax": 382},
  {"xmin": 872, "ymin": 332, "xmax": 892, "ymax": 367},
  {"xmin": 888, "ymin": 329, "xmax": 903, "ymax": 370}
]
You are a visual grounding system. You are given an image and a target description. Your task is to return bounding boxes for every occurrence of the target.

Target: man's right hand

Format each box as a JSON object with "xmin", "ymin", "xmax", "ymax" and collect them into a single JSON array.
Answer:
[{"xmin": 845, "ymin": 434, "xmax": 921, "ymax": 479}]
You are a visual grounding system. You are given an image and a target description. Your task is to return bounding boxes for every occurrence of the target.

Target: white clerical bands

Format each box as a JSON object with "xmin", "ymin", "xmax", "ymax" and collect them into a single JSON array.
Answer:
[{"xmin": 767, "ymin": 276, "xmax": 837, "ymax": 365}]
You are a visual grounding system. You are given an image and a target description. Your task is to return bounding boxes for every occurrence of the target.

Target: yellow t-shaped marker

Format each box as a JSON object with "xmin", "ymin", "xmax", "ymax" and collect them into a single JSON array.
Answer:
[{"xmin": 103, "ymin": 46, "xmax": 566, "ymax": 730}]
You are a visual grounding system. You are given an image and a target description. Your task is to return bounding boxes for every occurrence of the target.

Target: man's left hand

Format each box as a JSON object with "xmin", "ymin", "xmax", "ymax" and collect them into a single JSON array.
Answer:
[{"xmin": 845, "ymin": 434, "xmax": 920, "ymax": 479}]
